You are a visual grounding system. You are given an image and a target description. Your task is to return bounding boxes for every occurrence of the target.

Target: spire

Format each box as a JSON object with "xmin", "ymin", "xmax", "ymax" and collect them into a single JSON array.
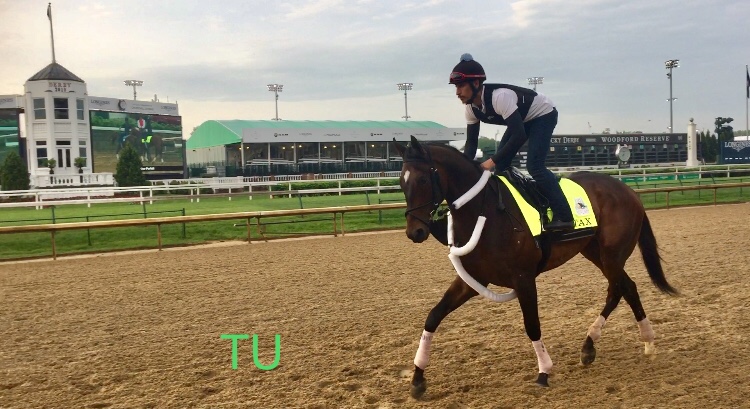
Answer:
[{"xmin": 47, "ymin": 3, "xmax": 56, "ymax": 63}]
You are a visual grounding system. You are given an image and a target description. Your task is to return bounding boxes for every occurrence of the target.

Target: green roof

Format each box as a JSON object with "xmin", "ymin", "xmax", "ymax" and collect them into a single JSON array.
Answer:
[{"xmin": 187, "ymin": 120, "xmax": 449, "ymax": 149}]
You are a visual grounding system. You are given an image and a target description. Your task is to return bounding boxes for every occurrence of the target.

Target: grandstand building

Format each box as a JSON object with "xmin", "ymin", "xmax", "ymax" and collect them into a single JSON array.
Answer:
[
  {"xmin": 187, "ymin": 118, "xmax": 692, "ymax": 176},
  {"xmin": 505, "ymin": 132, "xmax": 690, "ymax": 169},
  {"xmin": 186, "ymin": 120, "xmax": 464, "ymax": 176}
]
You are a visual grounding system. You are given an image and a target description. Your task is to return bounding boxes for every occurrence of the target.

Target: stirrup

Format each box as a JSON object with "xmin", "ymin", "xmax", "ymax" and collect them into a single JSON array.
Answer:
[{"xmin": 544, "ymin": 220, "xmax": 575, "ymax": 232}]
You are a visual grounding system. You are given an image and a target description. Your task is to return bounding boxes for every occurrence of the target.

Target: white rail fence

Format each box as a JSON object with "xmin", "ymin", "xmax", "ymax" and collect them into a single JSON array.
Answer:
[
  {"xmin": 0, "ymin": 182, "xmax": 749, "ymax": 261},
  {"xmin": 0, "ymin": 166, "xmax": 748, "ymax": 209}
]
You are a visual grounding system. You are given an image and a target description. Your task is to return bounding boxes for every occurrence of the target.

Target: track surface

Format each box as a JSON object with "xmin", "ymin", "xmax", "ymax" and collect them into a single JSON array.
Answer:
[{"xmin": 1, "ymin": 204, "xmax": 749, "ymax": 408}]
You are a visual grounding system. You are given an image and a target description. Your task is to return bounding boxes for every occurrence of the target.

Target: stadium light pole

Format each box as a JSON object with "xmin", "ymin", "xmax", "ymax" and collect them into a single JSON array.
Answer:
[
  {"xmin": 267, "ymin": 84, "xmax": 283, "ymax": 121},
  {"xmin": 397, "ymin": 82, "xmax": 413, "ymax": 120},
  {"xmin": 123, "ymin": 80, "xmax": 143, "ymax": 100},
  {"xmin": 527, "ymin": 76, "xmax": 543, "ymax": 91},
  {"xmin": 665, "ymin": 59, "xmax": 679, "ymax": 133}
]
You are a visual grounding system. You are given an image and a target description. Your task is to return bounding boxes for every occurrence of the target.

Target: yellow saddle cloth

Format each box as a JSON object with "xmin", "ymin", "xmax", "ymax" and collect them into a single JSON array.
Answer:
[{"xmin": 497, "ymin": 176, "xmax": 598, "ymax": 237}]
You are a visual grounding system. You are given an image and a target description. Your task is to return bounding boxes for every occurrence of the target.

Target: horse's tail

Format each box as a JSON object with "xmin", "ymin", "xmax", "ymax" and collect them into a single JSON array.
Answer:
[{"xmin": 638, "ymin": 213, "xmax": 679, "ymax": 296}]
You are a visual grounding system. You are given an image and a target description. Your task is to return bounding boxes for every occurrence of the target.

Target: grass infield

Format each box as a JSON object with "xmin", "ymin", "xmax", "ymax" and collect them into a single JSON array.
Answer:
[{"xmin": 0, "ymin": 177, "xmax": 748, "ymax": 261}]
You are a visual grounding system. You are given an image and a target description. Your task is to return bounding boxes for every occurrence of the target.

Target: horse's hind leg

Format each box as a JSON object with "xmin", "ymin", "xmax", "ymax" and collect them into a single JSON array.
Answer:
[
  {"xmin": 411, "ymin": 277, "xmax": 476, "ymax": 399},
  {"xmin": 619, "ymin": 273, "xmax": 656, "ymax": 355},
  {"xmin": 580, "ymin": 279, "xmax": 623, "ymax": 365},
  {"xmin": 581, "ymin": 242, "xmax": 654, "ymax": 365}
]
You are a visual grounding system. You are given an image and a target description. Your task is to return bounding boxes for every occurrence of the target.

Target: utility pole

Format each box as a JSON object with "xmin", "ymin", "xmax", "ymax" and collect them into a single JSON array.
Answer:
[
  {"xmin": 397, "ymin": 83, "xmax": 413, "ymax": 120},
  {"xmin": 665, "ymin": 59, "xmax": 679, "ymax": 132}
]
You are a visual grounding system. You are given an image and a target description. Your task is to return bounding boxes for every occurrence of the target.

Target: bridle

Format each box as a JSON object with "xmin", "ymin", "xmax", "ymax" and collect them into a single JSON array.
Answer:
[{"xmin": 402, "ymin": 147, "xmax": 446, "ymax": 227}]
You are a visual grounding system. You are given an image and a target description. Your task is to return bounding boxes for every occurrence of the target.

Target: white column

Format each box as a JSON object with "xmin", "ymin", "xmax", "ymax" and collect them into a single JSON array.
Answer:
[{"xmin": 686, "ymin": 118, "xmax": 699, "ymax": 167}]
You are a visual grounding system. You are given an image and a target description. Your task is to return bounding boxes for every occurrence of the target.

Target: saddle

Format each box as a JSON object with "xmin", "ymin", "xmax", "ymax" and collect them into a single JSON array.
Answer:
[
  {"xmin": 498, "ymin": 167, "xmax": 552, "ymax": 224},
  {"xmin": 429, "ymin": 166, "xmax": 597, "ymax": 249}
]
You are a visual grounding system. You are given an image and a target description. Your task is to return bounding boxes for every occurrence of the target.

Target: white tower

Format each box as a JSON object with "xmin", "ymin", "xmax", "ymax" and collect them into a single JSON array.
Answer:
[
  {"xmin": 23, "ymin": 62, "xmax": 91, "ymax": 181},
  {"xmin": 686, "ymin": 118, "xmax": 699, "ymax": 167}
]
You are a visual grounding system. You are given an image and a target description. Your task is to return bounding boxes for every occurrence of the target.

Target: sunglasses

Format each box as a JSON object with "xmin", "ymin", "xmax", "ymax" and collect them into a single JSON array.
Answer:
[{"xmin": 450, "ymin": 72, "xmax": 485, "ymax": 82}]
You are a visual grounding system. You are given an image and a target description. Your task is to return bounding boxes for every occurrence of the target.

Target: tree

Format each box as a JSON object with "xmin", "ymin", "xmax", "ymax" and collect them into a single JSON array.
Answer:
[
  {"xmin": 714, "ymin": 117, "xmax": 734, "ymax": 164},
  {"xmin": 114, "ymin": 143, "xmax": 148, "ymax": 187},
  {"xmin": 478, "ymin": 136, "xmax": 499, "ymax": 155},
  {"xmin": 699, "ymin": 130, "xmax": 719, "ymax": 163},
  {"xmin": 714, "ymin": 117, "xmax": 734, "ymax": 142},
  {"xmin": 0, "ymin": 151, "xmax": 30, "ymax": 191}
]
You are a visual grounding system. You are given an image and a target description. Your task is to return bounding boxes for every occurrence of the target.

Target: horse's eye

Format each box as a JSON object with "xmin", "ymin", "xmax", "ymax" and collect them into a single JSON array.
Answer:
[{"xmin": 417, "ymin": 176, "xmax": 429, "ymax": 186}]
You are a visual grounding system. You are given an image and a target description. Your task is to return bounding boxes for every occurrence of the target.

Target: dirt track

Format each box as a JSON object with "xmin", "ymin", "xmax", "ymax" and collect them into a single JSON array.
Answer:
[{"xmin": 1, "ymin": 203, "xmax": 749, "ymax": 408}]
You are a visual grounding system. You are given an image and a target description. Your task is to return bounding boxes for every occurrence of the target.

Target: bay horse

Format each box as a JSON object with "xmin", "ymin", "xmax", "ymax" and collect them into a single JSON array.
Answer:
[
  {"xmin": 146, "ymin": 134, "xmax": 165, "ymax": 163},
  {"xmin": 115, "ymin": 129, "xmax": 164, "ymax": 163},
  {"xmin": 115, "ymin": 129, "xmax": 143, "ymax": 159},
  {"xmin": 392, "ymin": 136, "xmax": 678, "ymax": 399}
]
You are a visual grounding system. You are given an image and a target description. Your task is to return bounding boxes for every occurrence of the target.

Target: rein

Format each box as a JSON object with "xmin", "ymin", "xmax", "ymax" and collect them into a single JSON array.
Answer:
[{"xmin": 403, "ymin": 147, "xmax": 446, "ymax": 227}]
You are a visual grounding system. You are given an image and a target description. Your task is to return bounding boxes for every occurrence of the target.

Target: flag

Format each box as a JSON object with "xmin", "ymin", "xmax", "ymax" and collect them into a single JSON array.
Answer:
[
  {"xmin": 47, "ymin": 3, "xmax": 51, "ymax": 20},
  {"xmin": 746, "ymin": 66, "xmax": 749, "ymax": 99}
]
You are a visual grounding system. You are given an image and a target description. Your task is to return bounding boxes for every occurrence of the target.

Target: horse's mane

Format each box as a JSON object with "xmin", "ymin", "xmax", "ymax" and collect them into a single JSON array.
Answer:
[{"xmin": 412, "ymin": 142, "xmax": 482, "ymax": 171}]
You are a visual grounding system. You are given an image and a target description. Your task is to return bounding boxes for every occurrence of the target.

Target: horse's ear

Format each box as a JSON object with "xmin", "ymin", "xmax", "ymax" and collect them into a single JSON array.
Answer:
[
  {"xmin": 392, "ymin": 138, "xmax": 407, "ymax": 158},
  {"xmin": 409, "ymin": 135, "xmax": 426, "ymax": 156}
]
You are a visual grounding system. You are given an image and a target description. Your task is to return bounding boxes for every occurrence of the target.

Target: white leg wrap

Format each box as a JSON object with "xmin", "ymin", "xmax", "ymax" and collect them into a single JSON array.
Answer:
[
  {"xmin": 414, "ymin": 330, "xmax": 434, "ymax": 369},
  {"xmin": 637, "ymin": 317, "xmax": 656, "ymax": 355},
  {"xmin": 586, "ymin": 315, "xmax": 607, "ymax": 342},
  {"xmin": 532, "ymin": 339, "xmax": 553, "ymax": 374}
]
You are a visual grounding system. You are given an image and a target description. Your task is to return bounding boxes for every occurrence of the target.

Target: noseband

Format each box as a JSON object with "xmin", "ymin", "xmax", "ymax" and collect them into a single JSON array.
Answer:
[{"xmin": 403, "ymin": 148, "xmax": 445, "ymax": 227}]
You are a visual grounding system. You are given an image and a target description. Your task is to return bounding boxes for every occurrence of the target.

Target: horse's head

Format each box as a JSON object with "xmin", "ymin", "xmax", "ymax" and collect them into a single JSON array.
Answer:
[{"xmin": 393, "ymin": 136, "xmax": 447, "ymax": 243}]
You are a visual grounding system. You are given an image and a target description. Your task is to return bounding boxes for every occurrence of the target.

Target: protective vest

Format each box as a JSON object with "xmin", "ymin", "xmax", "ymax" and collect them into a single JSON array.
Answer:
[{"xmin": 471, "ymin": 83, "xmax": 537, "ymax": 125}]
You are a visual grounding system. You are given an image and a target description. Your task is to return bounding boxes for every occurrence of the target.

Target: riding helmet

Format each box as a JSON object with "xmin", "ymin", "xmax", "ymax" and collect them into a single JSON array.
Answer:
[{"xmin": 449, "ymin": 53, "xmax": 486, "ymax": 84}]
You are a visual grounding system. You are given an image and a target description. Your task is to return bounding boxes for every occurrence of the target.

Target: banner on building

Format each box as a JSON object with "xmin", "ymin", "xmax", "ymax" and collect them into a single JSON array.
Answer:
[
  {"xmin": 88, "ymin": 96, "xmax": 179, "ymax": 116},
  {"xmin": 721, "ymin": 140, "xmax": 750, "ymax": 164}
]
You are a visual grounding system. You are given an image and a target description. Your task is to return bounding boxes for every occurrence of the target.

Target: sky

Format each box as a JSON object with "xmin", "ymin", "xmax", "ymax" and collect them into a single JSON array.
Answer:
[{"xmin": 1, "ymin": 0, "xmax": 749, "ymax": 140}]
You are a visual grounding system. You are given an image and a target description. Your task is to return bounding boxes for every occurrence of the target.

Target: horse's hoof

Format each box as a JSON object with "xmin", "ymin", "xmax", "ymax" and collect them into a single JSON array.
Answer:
[
  {"xmin": 581, "ymin": 348, "xmax": 596, "ymax": 365},
  {"xmin": 535, "ymin": 372, "xmax": 549, "ymax": 387},
  {"xmin": 410, "ymin": 380, "xmax": 427, "ymax": 399},
  {"xmin": 581, "ymin": 337, "xmax": 596, "ymax": 365},
  {"xmin": 644, "ymin": 342, "xmax": 655, "ymax": 355}
]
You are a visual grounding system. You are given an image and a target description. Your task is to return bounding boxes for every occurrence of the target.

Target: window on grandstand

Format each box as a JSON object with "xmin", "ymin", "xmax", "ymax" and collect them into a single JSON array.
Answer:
[
  {"xmin": 53, "ymin": 98, "xmax": 69, "ymax": 120},
  {"xmin": 76, "ymin": 98, "xmax": 84, "ymax": 120},
  {"xmin": 36, "ymin": 140, "xmax": 47, "ymax": 167},
  {"xmin": 78, "ymin": 139, "xmax": 87, "ymax": 161},
  {"xmin": 33, "ymin": 98, "xmax": 46, "ymax": 120}
]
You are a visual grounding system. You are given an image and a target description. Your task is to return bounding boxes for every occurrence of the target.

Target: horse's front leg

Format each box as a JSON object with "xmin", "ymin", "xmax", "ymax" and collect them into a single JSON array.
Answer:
[
  {"xmin": 411, "ymin": 277, "xmax": 476, "ymax": 399},
  {"xmin": 515, "ymin": 275, "xmax": 553, "ymax": 387}
]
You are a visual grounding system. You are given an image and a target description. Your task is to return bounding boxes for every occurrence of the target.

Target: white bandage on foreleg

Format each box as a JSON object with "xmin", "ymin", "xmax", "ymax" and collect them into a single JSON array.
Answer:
[
  {"xmin": 532, "ymin": 339, "xmax": 553, "ymax": 374},
  {"xmin": 414, "ymin": 330, "xmax": 434, "ymax": 369},
  {"xmin": 586, "ymin": 315, "xmax": 607, "ymax": 342},
  {"xmin": 637, "ymin": 317, "xmax": 655, "ymax": 342}
]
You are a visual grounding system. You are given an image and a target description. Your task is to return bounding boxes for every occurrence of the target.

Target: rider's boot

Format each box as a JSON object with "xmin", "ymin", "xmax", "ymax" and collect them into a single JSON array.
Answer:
[{"xmin": 534, "ymin": 175, "xmax": 575, "ymax": 232}]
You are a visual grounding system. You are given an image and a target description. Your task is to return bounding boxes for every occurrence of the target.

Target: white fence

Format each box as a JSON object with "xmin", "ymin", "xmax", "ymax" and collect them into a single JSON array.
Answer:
[
  {"xmin": 0, "ymin": 165, "xmax": 748, "ymax": 210},
  {"xmin": 31, "ymin": 172, "xmax": 115, "ymax": 188},
  {"xmin": 0, "ymin": 177, "xmax": 402, "ymax": 209}
]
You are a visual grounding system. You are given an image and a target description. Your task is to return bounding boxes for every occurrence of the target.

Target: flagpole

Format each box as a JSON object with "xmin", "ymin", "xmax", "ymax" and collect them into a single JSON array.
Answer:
[
  {"xmin": 48, "ymin": 3, "xmax": 56, "ymax": 63},
  {"xmin": 746, "ymin": 64, "xmax": 748, "ymax": 136}
]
